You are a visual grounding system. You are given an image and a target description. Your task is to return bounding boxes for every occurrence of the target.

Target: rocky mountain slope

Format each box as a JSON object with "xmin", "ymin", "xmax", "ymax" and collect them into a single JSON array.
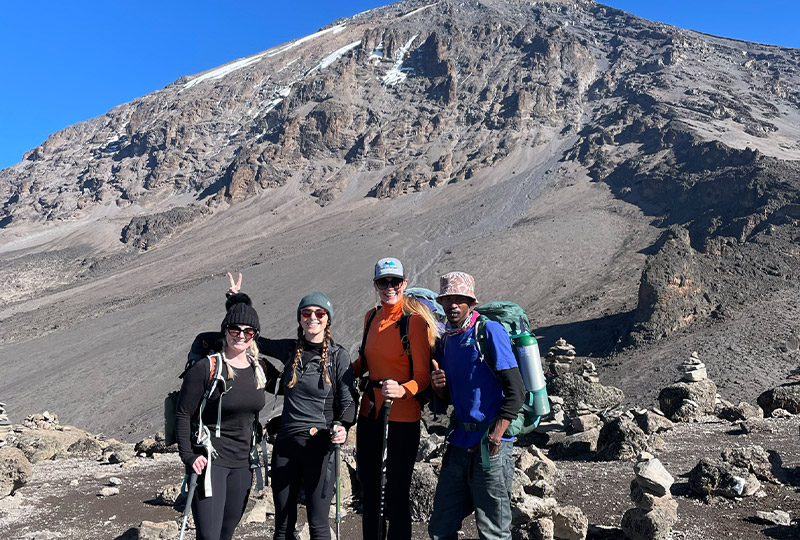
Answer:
[{"xmin": 0, "ymin": 0, "xmax": 799, "ymax": 443}]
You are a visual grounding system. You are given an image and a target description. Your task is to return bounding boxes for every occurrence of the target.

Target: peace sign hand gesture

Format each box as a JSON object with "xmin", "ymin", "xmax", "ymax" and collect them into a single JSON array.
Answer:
[{"xmin": 226, "ymin": 272, "xmax": 242, "ymax": 297}]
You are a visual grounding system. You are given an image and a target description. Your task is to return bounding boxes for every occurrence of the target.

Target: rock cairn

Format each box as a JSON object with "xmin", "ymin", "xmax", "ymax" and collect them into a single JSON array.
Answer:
[
  {"xmin": 547, "ymin": 338, "xmax": 576, "ymax": 377},
  {"xmin": 657, "ymin": 351, "xmax": 717, "ymax": 421},
  {"xmin": 0, "ymin": 403, "xmax": 9, "ymax": 426},
  {"xmin": 621, "ymin": 452, "xmax": 678, "ymax": 540},
  {"xmin": 680, "ymin": 352, "xmax": 706, "ymax": 382},
  {"xmin": 582, "ymin": 360, "xmax": 599, "ymax": 383}
]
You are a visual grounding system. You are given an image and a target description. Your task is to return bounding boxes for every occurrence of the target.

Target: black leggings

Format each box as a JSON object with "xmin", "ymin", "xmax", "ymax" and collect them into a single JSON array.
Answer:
[
  {"xmin": 271, "ymin": 432, "xmax": 335, "ymax": 540},
  {"xmin": 356, "ymin": 415, "xmax": 421, "ymax": 540},
  {"xmin": 192, "ymin": 465, "xmax": 252, "ymax": 540}
]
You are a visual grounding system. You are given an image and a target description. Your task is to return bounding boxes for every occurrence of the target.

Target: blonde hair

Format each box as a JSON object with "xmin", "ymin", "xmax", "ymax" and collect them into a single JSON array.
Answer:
[
  {"xmin": 222, "ymin": 339, "xmax": 266, "ymax": 389},
  {"xmin": 401, "ymin": 296, "xmax": 439, "ymax": 349},
  {"xmin": 287, "ymin": 322, "xmax": 332, "ymax": 388}
]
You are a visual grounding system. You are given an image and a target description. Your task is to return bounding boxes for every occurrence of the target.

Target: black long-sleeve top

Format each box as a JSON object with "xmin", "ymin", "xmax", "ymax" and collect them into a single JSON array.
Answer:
[
  {"xmin": 259, "ymin": 337, "xmax": 357, "ymax": 441},
  {"xmin": 175, "ymin": 356, "xmax": 265, "ymax": 469}
]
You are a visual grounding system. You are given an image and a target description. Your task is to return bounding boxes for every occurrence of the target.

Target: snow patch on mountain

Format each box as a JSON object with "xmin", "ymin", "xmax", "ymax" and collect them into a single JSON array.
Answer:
[
  {"xmin": 382, "ymin": 35, "xmax": 419, "ymax": 86},
  {"xmin": 313, "ymin": 41, "xmax": 362, "ymax": 72}
]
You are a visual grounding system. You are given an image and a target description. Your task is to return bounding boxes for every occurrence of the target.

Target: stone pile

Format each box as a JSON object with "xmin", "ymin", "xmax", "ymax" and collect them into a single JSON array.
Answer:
[
  {"xmin": 581, "ymin": 360, "xmax": 599, "ymax": 383},
  {"xmin": 22, "ymin": 411, "xmax": 61, "ymax": 430},
  {"xmin": 547, "ymin": 338, "xmax": 577, "ymax": 377},
  {"xmin": 0, "ymin": 402, "xmax": 9, "ymax": 426},
  {"xmin": 511, "ymin": 445, "xmax": 589, "ymax": 540},
  {"xmin": 679, "ymin": 352, "xmax": 706, "ymax": 382},
  {"xmin": 621, "ymin": 452, "xmax": 678, "ymax": 540},
  {"xmin": 657, "ymin": 351, "xmax": 717, "ymax": 421}
]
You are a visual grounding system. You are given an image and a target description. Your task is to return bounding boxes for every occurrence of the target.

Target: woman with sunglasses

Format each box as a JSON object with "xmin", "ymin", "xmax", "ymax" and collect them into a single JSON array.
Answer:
[
  {"xmin": 354, "ymin": 257, "xmax": 437, "ymax": 540},
  {"xmin": 222, "ymin": 275, "xmax": 356, "ymax": 540},
  {"xmin": 175, "ymin": 293, "xmax": 267, "ymax": 540}
]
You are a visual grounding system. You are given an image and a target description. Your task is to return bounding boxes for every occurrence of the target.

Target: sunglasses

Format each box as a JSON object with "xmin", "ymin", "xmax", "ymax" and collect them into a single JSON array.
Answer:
[
  {"xmin": 300, "ymin": 308, "xmax": 328, "ymax": 319},
  {"xmin": 375, "ymin": 277, "xmax": 404, "ymax": 290},
  {"xmin": 226, "ymin": 325, "xmax": 256, "ymax": 340}
]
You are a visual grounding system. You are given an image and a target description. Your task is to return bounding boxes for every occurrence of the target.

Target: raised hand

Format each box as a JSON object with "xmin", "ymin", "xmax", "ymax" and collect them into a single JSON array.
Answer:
[
  {"xmin": 226, "ymin": 272, "xmax": 243, "ymax": 296},
  {"xmin": 431, "ymin": 359, "xmax": 447, "ymax": 390}
]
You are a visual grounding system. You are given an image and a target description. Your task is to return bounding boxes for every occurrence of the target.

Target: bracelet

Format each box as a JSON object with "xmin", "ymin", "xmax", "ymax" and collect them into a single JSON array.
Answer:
[{"xmin": 489, "ymin": 437, "xmax": 502, "ymax": 446}]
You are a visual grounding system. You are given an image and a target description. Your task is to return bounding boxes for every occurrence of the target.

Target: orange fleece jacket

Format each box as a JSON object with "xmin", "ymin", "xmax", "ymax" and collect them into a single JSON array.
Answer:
[{"xmin": 353, "ymin": 300, "xmax": 432, "ymax": 422}]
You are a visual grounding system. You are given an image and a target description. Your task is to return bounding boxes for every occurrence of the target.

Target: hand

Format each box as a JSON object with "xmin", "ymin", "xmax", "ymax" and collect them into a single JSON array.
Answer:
[
  {"xmin": 192, "ymin": 455, "xmax": 208, "ymax": 474},
  {"xmin": 431, "ymin": 359, "xmax": 447, "ymax": 390},
  {"xmin": 381, "ymin": 379, "xmax": 407, "ymax": 399},
  {"xmin": 330, "ymin": 424, "xmax": 346, "ymax": 445},
  {"xmin": 488, "ymin": 439, "xmax": 502, "ymax": 456},
  {"xmin": 226, "ymin": 272, "xmax": 242, "ymax": 296}
]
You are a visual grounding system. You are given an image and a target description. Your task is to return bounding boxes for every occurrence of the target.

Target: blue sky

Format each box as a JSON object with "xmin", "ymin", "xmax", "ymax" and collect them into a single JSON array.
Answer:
[{"xmin": 1, "ymin": 0, "xmax": 798, "ymax": 171}]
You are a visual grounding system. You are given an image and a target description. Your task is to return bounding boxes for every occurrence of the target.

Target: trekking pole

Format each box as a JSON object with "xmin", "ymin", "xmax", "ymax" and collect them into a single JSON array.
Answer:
[
  {"xmin": 378, "ymin": 397, "xmax": 394, "ymax": 540},
  {"xmin": 178, "ymin": 472, "xmax": 198, "ymax": 540},
  {"xmin": 333, "ymin": 421, "xmax": 342, "ymax": 540}
]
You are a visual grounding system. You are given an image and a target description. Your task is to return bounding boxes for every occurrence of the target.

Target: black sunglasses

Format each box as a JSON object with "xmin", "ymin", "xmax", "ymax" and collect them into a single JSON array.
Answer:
[
  {"xmin": 375, "ymin": 277, "xmax": 404, "ymax": 290},
  {"xmin": 226, "ymin": 325, "xmax": 256, "ymax": 340}
]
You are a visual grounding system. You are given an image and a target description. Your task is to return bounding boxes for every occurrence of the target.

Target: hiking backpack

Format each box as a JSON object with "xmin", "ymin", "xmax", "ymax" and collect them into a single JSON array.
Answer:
[
  {"xmin": 472, "ymin": 301, "xmax": 550, "ymax": 437},
  {"xmin": 441, "ymin": 301, "xmax": 550, "ymax": 470},
  {"xmin": 164, "ymin": 334, "xmax": 267, "ymax": 493}
]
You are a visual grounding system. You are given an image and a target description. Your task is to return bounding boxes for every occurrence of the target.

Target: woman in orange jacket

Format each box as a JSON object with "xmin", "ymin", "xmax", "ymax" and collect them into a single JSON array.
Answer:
[{"xmin": 353, "ymin": 257, "xmax": 437, "ymax": 540}]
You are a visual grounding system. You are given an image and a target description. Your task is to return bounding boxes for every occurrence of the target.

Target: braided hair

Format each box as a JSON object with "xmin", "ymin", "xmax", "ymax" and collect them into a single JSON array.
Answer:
[{"xmin": 286, "ymin": 322, "xmax": 332, "ymax": 388}]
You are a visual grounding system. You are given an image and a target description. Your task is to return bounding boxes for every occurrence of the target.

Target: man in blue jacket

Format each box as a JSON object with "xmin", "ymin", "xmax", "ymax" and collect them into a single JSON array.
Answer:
[{"xmin": 428, "ymin": 272, "xmax": 525, "ymax": 540}]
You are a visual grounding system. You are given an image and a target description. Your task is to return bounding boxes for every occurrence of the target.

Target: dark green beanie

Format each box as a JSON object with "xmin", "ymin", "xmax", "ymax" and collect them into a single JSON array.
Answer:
[{"xmin": 297, "ymin": 291, "xmax": 334, "ymax": 321}]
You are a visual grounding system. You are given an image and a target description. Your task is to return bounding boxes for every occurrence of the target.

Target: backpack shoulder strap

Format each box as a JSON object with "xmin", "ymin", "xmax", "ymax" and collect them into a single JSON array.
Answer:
[
  {"xmin": 398, "ymin": 313, "xmax": 413, "ymax": 380},
  {"xmin": 359, "ymin": 307, "xmax": 379, "ymax": 373},
  {"xmin": 474, "ymin": 316, "xmax": 500, "ymax": 379}
]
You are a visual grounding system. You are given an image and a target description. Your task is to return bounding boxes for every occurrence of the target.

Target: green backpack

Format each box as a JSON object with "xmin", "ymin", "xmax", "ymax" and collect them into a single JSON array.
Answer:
[{"xmin": 460, "ymin": 301, "xmax": 550, "ymax": 470}]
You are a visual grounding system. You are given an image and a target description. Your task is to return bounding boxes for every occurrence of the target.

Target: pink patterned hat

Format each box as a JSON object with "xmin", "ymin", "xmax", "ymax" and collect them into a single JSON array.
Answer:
[{"xmin": 437, "ymin": 272, "xmax": 477, "ymax": 302}]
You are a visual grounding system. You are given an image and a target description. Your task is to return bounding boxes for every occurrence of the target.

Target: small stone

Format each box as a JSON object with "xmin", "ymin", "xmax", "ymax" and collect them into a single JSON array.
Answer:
[
  {"xmin": 69, "ymin": 479, "xmax": 79, "ymax": 487},
  {"xmin": 99, "ymin": 487, "xmax": 119, "ymax": 497},
  {"xmin": 754, "ymin": 510, "xmax": 791, "ymax": 527},
  {"xmin": 138, "ymin": 520, "xmax": 179, "ymax": 540},
  {"xmin": 108, "ymin": 477, "xmax": 122, "ymax": 486}
]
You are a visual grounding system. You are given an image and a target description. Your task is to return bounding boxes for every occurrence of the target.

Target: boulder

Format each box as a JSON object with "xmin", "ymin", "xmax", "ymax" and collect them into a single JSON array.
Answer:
[
  {"xmin": 517, "ymin": 445, "xmax": 558, "ymax": 484},
  {"xmin": 688, "ymin": 458, "xmax": 761, "ymax": 499},
  {"xmin": 551, "ymin": 505, "xmax": 588, "ymax": 540},
  {"xmin": 409, "ymin": 462, "xmax": 438, "ymax": 522},
  {"xmin": 757, "ymin": 383, "xmax": 800, "ymax": 416},
  {"xmin": 716, "ymin": 401, "xmax": 763, "ymax": 422},
  {"xmin": 514, "ymin": 517, "xmax": 555, "ymax": 540},
  {"xmin": 620, "ymin": 504, "xmax": 678, "ymax": 540},
  {"xmin": 596, "ymin": 417, "xmax": 650, "ymax": 461},
  {"xmin": 104, "ymin": 440, "xmax": 137, "ymax": 464},
  {"xmin": 754, "ymin": 510, "xmax": 791, "ymax": 527},
  {"xmin": 0, "ymin": 446, "xmax": 32, "ymax": 498},
  {"xmin": 15, "ymin": 428, "xmax": 90, "ymax": 463},
  {"xmin": 547, "ymin": 374, "xmax": 624, "ymax": 414},
  {"xmin": 549, "ymin": 429, "xmax": 599, "ymax": 459},
  {"xmin": 155, "ymin": 483, "xmax": 183, "ymax": 506},
  {"xmin": 633, "ymin": 459, "xmax": 674, "ymax": 497},
  {"xmin": 720, "ymin": 445, "xmax": 777, "ymax": 483},
  {"xmin": 632, "ymin": 410, "xmax": 674, "ymax": 434},
  {"xmin": 512, "ymin": 495, "xmax": 558, "ymax": 524},
  {"xmin": 571, "ymin": 414, "xmax": 602, "ymax": 433},
  {"xmin": 657, "ymin": 379, "xmax": 717, "ymax": 421}
]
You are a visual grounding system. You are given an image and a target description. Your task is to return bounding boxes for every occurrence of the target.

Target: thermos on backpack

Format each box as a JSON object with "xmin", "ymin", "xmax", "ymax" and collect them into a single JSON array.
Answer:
[{"xmin": 511, "ymin": 317, "xmax": 550, "ymax": 417}]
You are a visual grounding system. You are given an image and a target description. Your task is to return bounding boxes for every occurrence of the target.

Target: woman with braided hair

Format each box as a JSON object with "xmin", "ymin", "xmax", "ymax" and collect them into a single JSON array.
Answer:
[{"xmin": 218, "ymin": 273, "xmax": 356, "ymax": 540}]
